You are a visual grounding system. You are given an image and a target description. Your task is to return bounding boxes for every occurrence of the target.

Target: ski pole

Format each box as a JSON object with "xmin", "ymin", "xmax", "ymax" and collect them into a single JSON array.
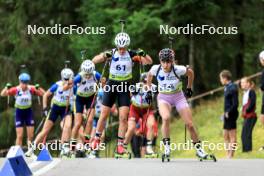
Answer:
[
  {"xmin": 5, "ymin": 83, "xmax": 12, "ymax": 108},
  {"xmin": 83, "ymin": 59, "xmax": 109, "ymax": 131},
  {"xmin": 35, "ymin": 117, "xmax": 46, "ymax": 136},
  {"xmin": 7, "ymin": 86, "xmax": 11, "ymax": 107},
  {"xmin": 168, "ymin": 37, "xmax": 174, "ymax": 49},
  {"xmin": 81, "ymin": 50, "xmax": 86, "ymax": 61},
  {"xmin": 61, "ymin": 60, "xmax": 72, "ymax": 130},
  {"xmin": 184, "ymin": 125, "xmax": 187, "ymax": 144},
  {"xmin": 108, "ymin": 113, "xmax": 113, "ymax": 158},
  {"xmin": 119, "ymin": 19, "xmax": 126, "ymax": 32},
  {"xmin": 169, "ymin": 37, "xmax": 187, "ymax": 144},
  {"xmin": 65, "ymin": 60, "xmax": 70, "ymax": 68},
  {"xmin": 20, "ymin": 64, "xmax": 27, "ymax": 73},
  {"xmin": 34, "ymin": 84, "xmax": 44, "ymax": 136}
]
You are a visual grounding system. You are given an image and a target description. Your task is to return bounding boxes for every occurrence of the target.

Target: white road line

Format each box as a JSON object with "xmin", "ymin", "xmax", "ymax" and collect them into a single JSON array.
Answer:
[
  {"xmin": 28, "ymin": 161, "xmax": 41, "ymax": 169},
  {"xmin": 33, "ymin": 159, "xmax": 61, "ymax": 176}
]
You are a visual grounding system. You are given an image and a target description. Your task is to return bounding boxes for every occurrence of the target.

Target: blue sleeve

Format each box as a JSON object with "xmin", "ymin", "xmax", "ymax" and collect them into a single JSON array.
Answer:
[
  {"xmin": 227, "ymin": 84, "xmax": 239, "ymax": 113},
  {"xmin": 74, "ymin": 74, "xmax": 82, "ymax": 85},
  {"xmin": 94, "ymin": 71, "xmax": 101, "ymax": 81},
  {"xmin": 73, "ymin": 85, "xmax": 77, "ymax": 95},
  {"xmin": 49, "ymin": 83, "xmax": 58, "ymax": 93}
]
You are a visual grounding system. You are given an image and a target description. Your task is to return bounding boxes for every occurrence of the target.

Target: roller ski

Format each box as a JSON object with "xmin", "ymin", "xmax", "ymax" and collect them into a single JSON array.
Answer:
[
  {"xmin": 161, "ymin": 144, "xmax": 170, "ymax": 162},
  {"xmin": 161, "ymin": 139, "xmax": 171, "ymax": 162},
  {"xmin": 25, "ymin": 149, "xmax": 37, "ymax": 159},
  {"xmin": 161, "ymin": 154, "xmax": 170, "ymax": 162},
  {"xmin": 145, "ymin": 145, "xmax": 158, "ymax": 158},
  {"xmin": 195, "ymin": 144, "xmax": 217, "ymax": 162},
  {"xmin": 145, "ymin": 152, "xmax": 158, "ymax": 158},
  {"xmin": 73, "ymin": 142, "xmax": 88, "ymax": 158},
  {"xmin": 87, "ymin": 150, "xmax": 98, "ymax": 159},
  {"xmin": 197, "ymin": 153, "xmax": 217, "ymax": 162},
  {"xmin": 114, "ymin": 145, "xmax": 131, "ymax": 159},
  {"xmin": 75, "ymin": 149, "xmax": 86, "ymax": 158},
  {"xmin": 25, "ymin": 147, "xmax": 36, "ymax": 158},
  {"xmin": 60, "ymin": 143, "xmax": 71, "ymax": 158},
  {"xmin": 25, "ymin": 143, "xmax": 37, "ymax": 159},
  {"xmin": 89, "ymin": 137, "xmax": 102, "ymax": 159}
]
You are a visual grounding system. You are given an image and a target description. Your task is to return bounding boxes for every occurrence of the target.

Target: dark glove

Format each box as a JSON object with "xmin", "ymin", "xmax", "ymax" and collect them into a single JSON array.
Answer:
[
  {"xmin": 5, "ymin": 83, "xmax": 12, "ymax": 89},
  {"xmin": 145, "ymin": 90, "xmax": 152, "ymax": 104},
  {"xmin": 137, "ymin": 48, "xmax": 146, "ymax": 57},
  {"xmin": 43, "ymin": 107, "xmax": 49, "ymax": 117},
  {"xmin": 103, "ymin": 50, "xmax": 112, "ymax": 59},
  {"xmin": 35, "ymin": 84, "xmax": 40, "ymax": 89},
  {"xmin": 184, "ymin": 88, "xmax": 193, "ymax": 98}
]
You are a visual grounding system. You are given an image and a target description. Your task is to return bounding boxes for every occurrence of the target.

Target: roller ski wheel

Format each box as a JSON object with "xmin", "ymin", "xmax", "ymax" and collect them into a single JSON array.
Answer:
[
  {"xmin": 75, "ymin": 150, "xmax": 86, "ymax": 158},
  {"xmin": 114, "ymin": 152, "xmax": 131, "ymax": 159},
  {"xmin": 161, "ymin": 154, "xmax": 170, "ymax": 162},
  {"xmin": 60, "ymin": 150, "xmax": 72, "ymax": 159},
  {"xmin": 210, "ymin": 154, "xmax": 217, "ymax": 162},
  {"xmin": 197, "ymin": 154, "xmax": 217, "ymax": 162},
  {"xmin": 145, "ymin": 153, "xmax": 159, "ymax": 158},
  {"xmin": 87, "ymin": 151, "xmax": 97, "ymax": 159},
  {"xmin": 60, "ymin": 153, "xmax": 71, "ymax": 159}
]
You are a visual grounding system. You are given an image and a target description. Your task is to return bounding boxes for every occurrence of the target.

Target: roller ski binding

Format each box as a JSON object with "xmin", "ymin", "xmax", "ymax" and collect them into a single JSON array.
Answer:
[
  {"xmin": 75, "ymin": 149, "xmax": 86, "ymax": 158},
  {"xmin": 25, "ymin": 147, "xmax": 36, "ymax": 158},
  {"xmin": 87, "ymin": 150, "xmax": 98, "ymax": 159},
  {"xmin": 60, "ymin": 144, "xmax": 71, "ymax": 158},
  {"xmin": 145, "ymin": 153, "xmax": 159, "ymax": 158},
  {"xmin": 161, "ymin": 148, "xmax": 170, "ymax": 162},
  {"xmin": 145, "ymin": 145, "xmax": 158, "ymax": 158},
  {"xmin": 25, "ymin": 142, "xmax": 37, "ymax": 158},
  {"xmin": 195, "ymin": 144, "xmax": 217, "ymax": 162},
  {"xmin": 114, "ymin": 145, "xmax": 131, "ymax": 159},
  {"xmin": 161, "ymin": 154, "xmax": 170, "ymax": 162},
  {"xmin": 161, "ymin": 139, "xmax": 170, "ymax": 162},
  {"xmin": 196, "ymin": 153, "xmax": 217, "ymax": 162}
]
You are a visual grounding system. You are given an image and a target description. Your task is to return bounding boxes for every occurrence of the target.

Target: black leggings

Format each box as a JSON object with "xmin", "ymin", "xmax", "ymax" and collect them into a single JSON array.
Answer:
[
  {"xmin": 241, "ymin": 118, "xmax": 257, "ymax": 152},
  {"xmin": 102, "ymin": 80, "xmax": 131, "ymax": 107}
]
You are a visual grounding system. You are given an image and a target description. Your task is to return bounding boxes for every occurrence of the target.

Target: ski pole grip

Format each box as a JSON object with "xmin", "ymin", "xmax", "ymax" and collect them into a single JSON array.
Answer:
[
  {"xmin": 64, "ymin": 60, "xmax": 71, "ymax": 68},
  {"xmin": 119, "ymin": 19, "xmax": 126, "ymax": 24}
]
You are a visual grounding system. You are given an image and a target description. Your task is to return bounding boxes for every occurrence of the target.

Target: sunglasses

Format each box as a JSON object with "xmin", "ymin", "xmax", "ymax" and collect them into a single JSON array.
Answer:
[{"xmin": 20, "ymin": 81, "xmax": 29, "ymax": 84}]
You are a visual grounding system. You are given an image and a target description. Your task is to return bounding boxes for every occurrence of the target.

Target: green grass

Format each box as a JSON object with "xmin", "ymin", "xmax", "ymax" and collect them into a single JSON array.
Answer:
[
  {"xmin": 100, "ymin": 90, "xmax": 264, "ymax": 159},
  {"xmin": 167, "ymin": 92, "xmax": 264, "ymax": 159}
]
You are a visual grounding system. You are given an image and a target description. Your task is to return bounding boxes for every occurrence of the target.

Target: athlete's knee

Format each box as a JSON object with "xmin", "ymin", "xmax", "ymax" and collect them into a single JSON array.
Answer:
[
  {"xmin": 127, "ymin": 123, "xmax": 136, "ymax": 132},
  {"xmin": 185, "ymin": 121, "xmax": 194, "ymax": 130},
  {"xmin": 147, "ymin": 116, "xmax": 155, "ymax": 126},
  {"xmin": 87, "ymin": 118, "xmax": 93, "ymax": 125},
  {"xmin": 64, "ymin": 121, "xmax": 72, "ymax": 130},
  {"xmin": 100, "ymin": 108, "xmax": 110, "ymax": 120},
  {"xmin": 162, "ymin": 116, "xmax": 170, "ymax": 124},
  {"xmin": 119, "ymin": 115, "xmax": 128, "ymax": 124},
  {"xmin": 73, "ymin": 121, "xmax": 82, "ymax": 129},
  {"xmin": 41, "ymin": 127, "xmax": 50, "ymax": 136}
]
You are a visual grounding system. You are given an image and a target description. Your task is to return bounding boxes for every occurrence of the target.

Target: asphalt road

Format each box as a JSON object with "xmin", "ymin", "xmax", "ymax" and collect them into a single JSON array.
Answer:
[{"xmin": 0, "ymin": 158, "xmax": 264, "ymax": 176}]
